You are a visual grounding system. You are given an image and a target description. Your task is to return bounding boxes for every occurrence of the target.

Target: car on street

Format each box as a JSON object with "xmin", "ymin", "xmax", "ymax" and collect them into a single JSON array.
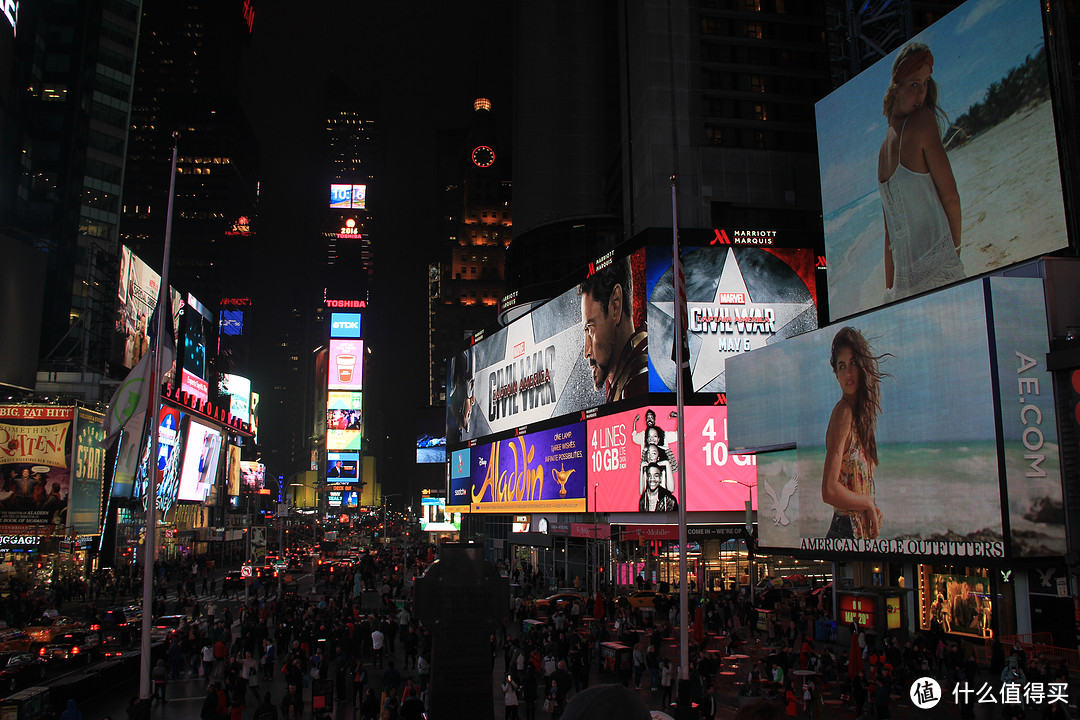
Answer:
[
  {"xmin": 535, "ymin": 591, "xmax": 586, "ymax": 616},
  {"xmin": 39, "ymin": 631, "xmax": 101, "ymax": 664},
  {"xmin": 0, "ymin": 628, "xmax": 32, "ymax": 653},
  {"xmin": 94, "ymin": 606, "xmax": 141, "ymax": 646},
  {"xmin": 149, "ymin": 615, "xmax": 198, "ymax": 643},
  {"xmin": 23, "ymin": 616, "xmax": 84, "ymax": 644},
  {"xmin": 623, "ymin": 590, "xmax": 667, "ymax": 609},
  {"xmin": 222, "ymin": 571, "xmax": 245, "ymax": 596},
  {"xmin": 0, "ymin": 652, "xmax": 47, "ymax": 692}
]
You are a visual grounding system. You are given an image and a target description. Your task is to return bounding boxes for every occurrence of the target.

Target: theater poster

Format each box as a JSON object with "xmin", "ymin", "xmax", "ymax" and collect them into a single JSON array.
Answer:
[
  {"xmin": 469, "ymin": 422, "xmax": 587, "ymax": 513},
  {"xmin": 0, "ymin": 406, "xmax": 75, "ymax": 539}
]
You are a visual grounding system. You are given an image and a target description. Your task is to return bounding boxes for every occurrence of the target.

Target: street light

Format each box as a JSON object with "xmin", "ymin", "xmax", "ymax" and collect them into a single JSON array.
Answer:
[{"xmin": 722, "ymin": 478, "xmax": 756, "ymax": 602}]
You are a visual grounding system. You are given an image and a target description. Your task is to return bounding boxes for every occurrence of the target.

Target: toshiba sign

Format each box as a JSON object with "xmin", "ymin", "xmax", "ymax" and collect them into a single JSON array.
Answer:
[{"xmin": 326, "ymin": 299, "xmax": 366, "ymax": 308}]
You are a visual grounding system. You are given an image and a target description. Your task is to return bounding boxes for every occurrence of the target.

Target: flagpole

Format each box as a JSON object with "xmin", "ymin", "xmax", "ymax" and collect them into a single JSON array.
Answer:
[
  {"xmin": 671, "ymin": 175, "xmax": 690, "ymax": 691},
  {"xmin": 139, "ymin": 131, "xmax": 180, "ymax": 705}
]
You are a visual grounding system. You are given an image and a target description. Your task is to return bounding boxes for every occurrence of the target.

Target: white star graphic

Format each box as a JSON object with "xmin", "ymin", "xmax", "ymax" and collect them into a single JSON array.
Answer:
[{"xmin": 652, "ymin": 248, "xmax": 814, "ymax": 391}]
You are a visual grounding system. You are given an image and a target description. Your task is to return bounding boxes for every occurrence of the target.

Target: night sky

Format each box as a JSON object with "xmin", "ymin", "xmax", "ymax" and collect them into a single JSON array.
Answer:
[{"xmin": 236, "ymin": 2, "xmax": 512, "ymax": 494}]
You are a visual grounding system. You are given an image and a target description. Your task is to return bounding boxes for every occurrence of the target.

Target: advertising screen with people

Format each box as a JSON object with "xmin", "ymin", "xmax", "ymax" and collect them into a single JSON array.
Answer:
[
  {"xmin": 587, "ymin": 405, "xmax": 758, "ymax": 512},
  {"xmin": 728, "ymin": 277, "xmax": 1061, "ymax": 558},
  {"xmin": 816, "ymin": 0, "xmax": 1067, "ymax": 320},
  {"xmin": 446, "ymin": 247, "xmax": 647, "ymax": 443},
  {"xmin": 177, "ymin": 418, "xmax": 221, "ymax": 502}
]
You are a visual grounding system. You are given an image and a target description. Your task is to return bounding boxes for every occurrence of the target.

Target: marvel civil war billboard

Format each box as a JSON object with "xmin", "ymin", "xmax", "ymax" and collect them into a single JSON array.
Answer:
[
  {"xmin": 446, "ymin": 246, "xmax": 648, "ymax": 444},
  {"xmin": 647, "ymin": 228, "xmax": 820, "ymax": 395}
]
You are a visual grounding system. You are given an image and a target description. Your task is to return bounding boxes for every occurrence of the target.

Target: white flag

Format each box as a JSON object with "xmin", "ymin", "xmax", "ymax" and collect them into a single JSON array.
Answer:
[{"xmin": 103, "ymin": 350, "xmax": 154, "ymax": 448}]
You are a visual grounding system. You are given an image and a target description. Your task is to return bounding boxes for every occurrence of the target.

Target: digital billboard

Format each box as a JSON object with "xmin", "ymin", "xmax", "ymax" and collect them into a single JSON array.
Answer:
[
  {"xmin": 240, "ymin": 461, "xmax": 265, "ymax": 493},
  {"xmin": 330, "ymin": 312, "xmax": 362, "ymax": 338},
  {"xmin": 587, "ymin": 405, "xmax": 757, "ymax": 512},
  {"xmin": 468, "ymin": 422, "xmax": 587, "ymax": 513},
  {"xmin": 328, "ymin": 339, "xmax": 364, "ymax": 391},
  {"xmin": 330, "ymin": 184, "xmax": 367, "ymax": 210},
  {"xmin": 728, "ymin": 277, "xmax": 1058, "ymax": 558},
  {"xmin": 416, "ymin": 436, "xmax": 446, "ymax": 464},
  {"xmin": 114, "ymin": 245, "xmax": 183, "ymax": 370},
  {"xmin": 70, "ymin": 408, "xmax": 106, "ymax": 535},
  {"xmin": 816, "ymin": 0, "xmax": 1067, "ymax": 319},
  {"xmin": 447, "ymin": 249, "xmax": 647, "ymax": 443},
  {"xmin": 226, "ymin": 444, "xmax": 241, "ymax": 496},
  {"xmin": 328, "ymin": 391, "xmax": 362, "ymax": 451},
  {"xmin": 131, "ymin": 406, "xmax": 184, "ymax": 519},
  {"xmin": 327, "ymin": 451, "xmax": 359, "ymax": 483},
  {"xmin": 178, "ymin": 294, "xmax": 211, "ymax": 403},
  {"xmin": 421, "ymin": 497, "xmax": 461, "ymax": 532},
  {"xmin": 647, "ymin": 243, "xmax": 818, "ymax": 393},
  {"xmin": 177, "ymin": 418, "xmax": 221, "ymax": 502},
  {"xmin": 0, "ymin": 406, "xmax": 75, "ymax": 527},
  {"xmin": 448, "ymin": 448, "xmax": 470, "ymax": 508},
  {"xmin": 219, "ymin": 374, "xmax": 251, "ymax": 424}
]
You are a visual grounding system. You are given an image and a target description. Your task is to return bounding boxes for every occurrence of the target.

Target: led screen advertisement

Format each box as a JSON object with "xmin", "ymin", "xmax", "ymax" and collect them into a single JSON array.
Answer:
[
  {"xmin": 178, "ymin": 295, "xmax": 211, "ymax": 403},
  {"xmin": 177, "ymin": 418, "xmax": 222, "ymax": 502},
  {"xmin": 327, "ymin": 451, "xmax": 359, "ymax": 483},
  {"xmin": 130, "ymin": 406, "xmax": 184, "ymax": 520},
  {"xmin": 330, "ymin": 312, "xmax": 362, "ymax": 338},
  {"xmin": 587, "ymin": 405, "xmax": 757, "ymax": 512},
  {"xmin": 728, "ymin": 277, "xmax": 1060, "ymax": 558},
  {"xmin": 69, "ymin": 408, "xmax": 106, "ymax": 535},
  {"xmin": 328, "ymin": 391, "xmax": 362, "ymax": 451},
  {"xmin": 330, "ymin": 184, "xmax": 367, "ymax": 210},
  {"xmin": 0, "ymin": 406, "xmax": 75, "ymax": 528},
  {"xmin": 114, "ymin": 245, "xmax": 183, "ymax": 370},
  {"xmin": 647, "ymin": 241, "xmax": 818, "ymax": 393},
  {"xmin": 816, "ymin": 0, "xmax": 1067, "ymax": 320},
  {"xmin": 220, "ymin": 374, "xmax": 251, "ymax": 424},
  {"xmin": 448, "ymin": 448, "xmax": 470, "ymax": 508},
  {"xmin": 468, "ymin": 422, "xmax": 587, "ymax": 513},
  {"xmin": 240, "ymin": 461, "xmax": 265, "ymax": 492},
  {"xmin": 421, "ymin": 497, "xmax": 461, "ymax": 532},
  {"xmin": 328, "ymin": 339, "xmax": 364, "ymax": 391},
  {"xmin": 447, "ymin": 249, "xmax": 647, "ymax": 443},
  {"xmin": 226, "ymin": 444, "xmax": 241, "ymax": 496}
]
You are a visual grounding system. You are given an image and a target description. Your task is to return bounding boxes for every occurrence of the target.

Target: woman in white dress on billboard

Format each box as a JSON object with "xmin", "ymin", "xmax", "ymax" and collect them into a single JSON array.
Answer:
[{"xmin": 878, "ymin": 42, "xmax": 965, "ymax": 302}]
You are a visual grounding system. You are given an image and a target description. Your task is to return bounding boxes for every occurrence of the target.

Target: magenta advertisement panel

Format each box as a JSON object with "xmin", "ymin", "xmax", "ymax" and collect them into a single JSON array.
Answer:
[
  {"xmin": 588, "ymin": 405, "xmax": 757, "ymax": 512},
  {"xmin": 328, "ymin": 339, "xmax": 364, "ymax": 391}
]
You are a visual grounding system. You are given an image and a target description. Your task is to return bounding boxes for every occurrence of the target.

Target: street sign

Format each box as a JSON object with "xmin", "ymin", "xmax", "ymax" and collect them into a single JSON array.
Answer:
[{"xmin": 240, "ymin": 565, "xmax": 252, "ymax": 578}]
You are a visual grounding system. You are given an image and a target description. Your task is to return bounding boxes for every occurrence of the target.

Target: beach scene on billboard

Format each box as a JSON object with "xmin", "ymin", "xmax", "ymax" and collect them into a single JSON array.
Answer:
[
  {"xmin": 469, "ymin": 422, "xmax": 587, "ymax": 513},
  {"xmin": 817, "ymin": 0, "xmax": 1067, "ymax": 320},
  {"xmin": 648, "ymin": 244, "xmax": 818, "ymax": 393},
  {"xmin": 447, "ymin": 250, "xmax": 647, "ymax": 443},
  {"xmin": 989, "ymin": 278, "xmax": 1064, "ymax": 556},
  {"xmin": 729, "ymin": 281, "xmax": 1007, "ymax": 557}
]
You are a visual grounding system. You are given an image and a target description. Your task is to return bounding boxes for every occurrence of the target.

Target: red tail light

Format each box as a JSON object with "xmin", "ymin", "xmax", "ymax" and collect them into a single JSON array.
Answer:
[
  {"xmin": 89, "ymin": 624, "xmax": 100, "ymax": 631},
  {"xmin": 71, "ymin": 646, "xmax": 79, "ymax": 654},
  {"xmin": 38, "ymin": 648, "xmax": 45, "ymax": 656}
]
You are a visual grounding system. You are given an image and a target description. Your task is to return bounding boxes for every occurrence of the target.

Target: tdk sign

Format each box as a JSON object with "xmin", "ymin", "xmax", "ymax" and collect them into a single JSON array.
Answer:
[{"xmin": 330, "ymin": 312, "xmax": 362, "ymax": 338}]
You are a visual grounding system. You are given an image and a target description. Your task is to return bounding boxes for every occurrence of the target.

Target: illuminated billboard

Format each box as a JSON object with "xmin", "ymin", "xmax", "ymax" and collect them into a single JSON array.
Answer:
[
  {"xmin": 816, "ymin": 0, "xmax": 1067, "ymax": 319},
  {"xmin": 226, "ymin": 444, "xmax": 241, "ymax": 496},
  {"xmin": 728, "ymin": 277, "xmax": 1060, "ymax": 558},
  {"xmin": 219, "ymin": 374, "xmax": 251, "ymax": 424},
  {"xmin": 240, "ymin": 461, "xmax": 265, "ymax": 493},
  {"xmin": 131, "ymin": 406, "xmax": 184, "ymax": 519},
  {"xmin": 448, "ymin": 448, "xmax": 470, "ymax": 508},
  {"xmin": 328, "ymin": 391, "xmax": 362, "ymax": 451},
  {"xmin": 330, "ymin": 312, "xmax": 362, "ymax": 338},
  {"xmin": 647, "ymin": 243, "xmax": 818, "ymax": 393},
  {"xmin": 328, "ymin": 339, "xmax": 364, "ymax": 391},
  {"xmin": 0, "ymin": 406, "xmax": 75, "ymax": 527},
  {"xmin": 416, "ymin": 435, "xmax": 446, "ymax": 464},
  {"xmin": 178, "ymin": 295, "xmax": 211, "ymax": 403},
  {"xmin": 177, "ymin": 418, "xmax": 221, "ymax": 502},
  {"xmin": 330, "ymin": 184, "xmax": 367, "ymax": 210},
  {"xmin": 447, "ymin": 248, "xmax": 647, "ymax": 443},
  {"xmin": 421, "ymin": 497, "xmax": 461, "ymax": 532},
  {"xmin": 587, "ymin": 405, "xmax": 757, "ymax": 512},
  {"xmin": 114, "ymin": 245, "xmax": 183, "ymax": 370},
  {"xmin": 468, "ymin": 422, "xmax": 587, "ymax": 513},
  {"xmin": 327, "ymin": 451, "xmax": 359, "ymax": 483}
]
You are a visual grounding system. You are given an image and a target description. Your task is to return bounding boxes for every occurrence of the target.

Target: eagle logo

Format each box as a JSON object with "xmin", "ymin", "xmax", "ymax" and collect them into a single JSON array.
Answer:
[{"xmin": 763, "ymin": 474, "xmax": 798, "ymax": 526}]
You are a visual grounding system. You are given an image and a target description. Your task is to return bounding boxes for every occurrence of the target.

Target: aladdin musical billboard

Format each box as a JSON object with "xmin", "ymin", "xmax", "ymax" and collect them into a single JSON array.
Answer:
[
  {"xmin": 816, "ymin": 0, "xmax": 1067, "ymax": 320},
  {"xmin": 727, "ymin": 277, "xmax": 1061, "ymax": 558},
  {"xmin": 447, "ymin": 248, "xmax": 647, "ymax": 443},
  {"xmin": 587, "ymin": 405, "xmax": 757, "ymax": 512},
  {"xmin": 468, "ymin": 422, "xmax": 587, "ymax": 513},
  {"xmin": 647, "ymin": 239, "xmax": 818, "ymax": 393}
]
